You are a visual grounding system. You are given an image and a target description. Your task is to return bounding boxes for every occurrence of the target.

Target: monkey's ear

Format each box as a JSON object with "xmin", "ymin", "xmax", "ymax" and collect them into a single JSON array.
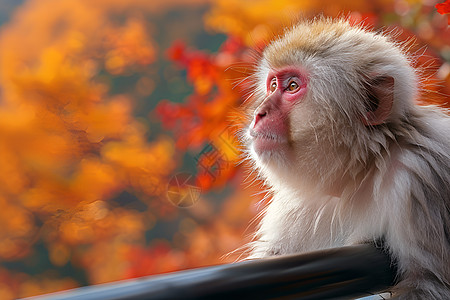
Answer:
[{"xmin": 363, "ymin": 76, "xmax": 394, "ymax": 126}]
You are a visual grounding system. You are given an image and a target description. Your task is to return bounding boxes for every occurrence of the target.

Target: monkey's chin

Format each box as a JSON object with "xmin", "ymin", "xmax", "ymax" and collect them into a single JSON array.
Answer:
[{"xmin": 251, "ymin": 136, "xmax": 288, "ymax": 157}]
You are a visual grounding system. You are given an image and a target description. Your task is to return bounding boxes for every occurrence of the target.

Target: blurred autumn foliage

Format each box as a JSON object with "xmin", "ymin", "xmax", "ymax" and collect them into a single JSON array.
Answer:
[{"xmin": 0, "ymin": 0, "xmax": 448, "ymax": 298}]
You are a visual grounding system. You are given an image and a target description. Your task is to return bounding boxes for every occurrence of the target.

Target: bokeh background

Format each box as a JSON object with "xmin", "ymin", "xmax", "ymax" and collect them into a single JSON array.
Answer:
[{"xmin": 0, "ymin": 0, "xmax": 448, "ymax": 298}]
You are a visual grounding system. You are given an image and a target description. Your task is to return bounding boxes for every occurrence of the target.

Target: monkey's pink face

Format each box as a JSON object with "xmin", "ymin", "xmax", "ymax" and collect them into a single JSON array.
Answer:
[{"xmin": 249, "ymin": 67, "xmax": 308, "ymax": 157}]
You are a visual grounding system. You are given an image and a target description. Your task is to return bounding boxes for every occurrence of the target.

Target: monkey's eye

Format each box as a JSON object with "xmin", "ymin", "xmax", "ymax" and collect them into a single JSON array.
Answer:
[
  {"xmin": 269, "ymin": 78, "xmax": 277, "ymax": 92},
  {"xmin": 287, "ymin": 80, "xmax": 299, "ymax": 92}
]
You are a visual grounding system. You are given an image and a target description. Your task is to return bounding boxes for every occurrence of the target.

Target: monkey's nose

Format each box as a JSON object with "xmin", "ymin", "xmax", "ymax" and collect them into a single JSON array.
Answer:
[{"xmin": 254, "ymin": 110, "xmax": 267, "ymax": 127}]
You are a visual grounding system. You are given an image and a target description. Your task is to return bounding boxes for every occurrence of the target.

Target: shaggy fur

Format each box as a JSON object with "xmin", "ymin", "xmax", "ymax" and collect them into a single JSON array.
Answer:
[{"xmin": 242, "ymin": 17, "xmax": 450, "ymax": 299}]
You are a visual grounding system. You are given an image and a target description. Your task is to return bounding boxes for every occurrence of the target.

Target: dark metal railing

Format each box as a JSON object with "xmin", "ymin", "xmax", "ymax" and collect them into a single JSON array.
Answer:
[{"xmin": 24, "ymin": 244, "xmax": 395, "ymax": 300}]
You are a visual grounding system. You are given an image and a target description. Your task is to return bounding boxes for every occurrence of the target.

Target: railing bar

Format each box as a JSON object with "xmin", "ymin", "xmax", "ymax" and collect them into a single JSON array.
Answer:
[{"xmin": 23, "ymin": 244, "xmax": 395, "ymax": 300}]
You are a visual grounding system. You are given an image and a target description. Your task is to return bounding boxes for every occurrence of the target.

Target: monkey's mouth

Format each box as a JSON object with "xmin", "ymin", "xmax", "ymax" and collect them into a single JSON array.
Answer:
[{"xmin": 249, "ymin": 129, "xmax": 287, "ymax": 153}]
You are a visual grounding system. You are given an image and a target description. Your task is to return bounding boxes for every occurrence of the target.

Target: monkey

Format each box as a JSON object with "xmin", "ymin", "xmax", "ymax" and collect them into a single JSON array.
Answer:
[{"xmin": 241, "ymin": 17, "xmax": 450, "ymax": 299}]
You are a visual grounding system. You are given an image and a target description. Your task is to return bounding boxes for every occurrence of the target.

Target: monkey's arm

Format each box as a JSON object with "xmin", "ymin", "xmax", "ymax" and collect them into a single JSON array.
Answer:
[{"xmin": 385, "ymin": 157, "xmax": 450, "ymax": 299}]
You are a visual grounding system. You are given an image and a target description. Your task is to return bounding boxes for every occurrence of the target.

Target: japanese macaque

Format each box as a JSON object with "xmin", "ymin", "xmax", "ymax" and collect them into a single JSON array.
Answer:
[{"xmin": 242, "ymin": 18, "xmax": 450, "ymax": 299}]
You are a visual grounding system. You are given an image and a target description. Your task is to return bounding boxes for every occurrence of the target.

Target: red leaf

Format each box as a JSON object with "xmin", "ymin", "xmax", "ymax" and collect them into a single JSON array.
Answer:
[
  {"xmin": 167, "ymin": 40, "xmax": 187, "ymax": 62},
  {"xmin": 436, "ymin": 0, "xmax": 450, "ymax": 15}
]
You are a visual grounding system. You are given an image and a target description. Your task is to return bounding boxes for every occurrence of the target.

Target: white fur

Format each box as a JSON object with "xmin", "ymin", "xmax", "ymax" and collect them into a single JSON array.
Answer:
[{"xmin": 243, "ymin": 18, "xmax": 450, "ymax": 299}]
